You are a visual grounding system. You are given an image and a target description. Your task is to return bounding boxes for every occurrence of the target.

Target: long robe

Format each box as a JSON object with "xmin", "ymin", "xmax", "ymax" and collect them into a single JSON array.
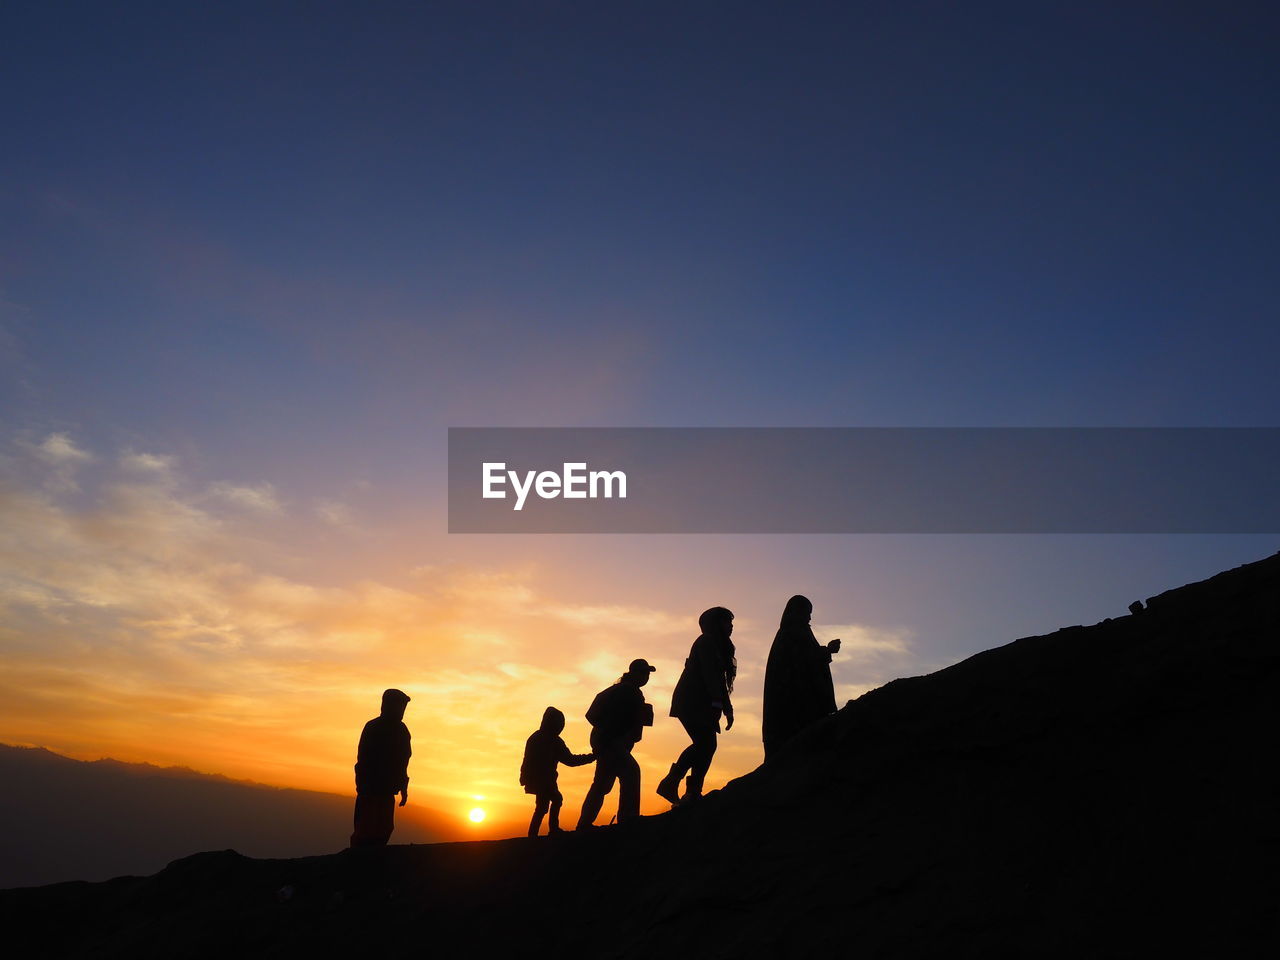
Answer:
[{"xmin": 761, "ymin": 614, "xmax": 835, "ymax": 758}]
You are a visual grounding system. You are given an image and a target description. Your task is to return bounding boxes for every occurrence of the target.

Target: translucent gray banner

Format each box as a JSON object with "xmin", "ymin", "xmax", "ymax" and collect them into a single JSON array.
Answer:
[{"xmin": 447, "ymin": 428, "xmax": 1280, "ymax": 533}]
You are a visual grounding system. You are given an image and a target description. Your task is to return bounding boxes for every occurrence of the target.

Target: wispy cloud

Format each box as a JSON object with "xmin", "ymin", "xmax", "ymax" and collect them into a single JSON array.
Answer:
[
  {"xmin": 312, "ymin": 498, "xmax": 352, "ymax": 527},
  {"xmin": 544, "ymin": 602, "xmax": 687, "ymax": 635},
  {"xmin": 815, "ymin": 622, "xmax": 917, "ymax": 704},
  {"xmin": 0, "ymin": 430, "xmax": 926, "ymax": 832},
  {"xmin": 118, "ymin": 451, "xmax": 177, "ymax": 482},
  {"xmin": 36, "ymin": 433, "xmax": 92, "ymax": 467},
  {"xmin": 0, "ymin": 433, "xmax": 699, "ymax": 827},
  {"xmin": 209, "ymin": 482, "xmax": 282, "ymax": 514},
  {"xmin": 815, "ymin": 622, "xmax": 912, "ymax": 657},
  {"xmin": 28, "ymin": 432, "xmax": 93, "ymax": 491}
]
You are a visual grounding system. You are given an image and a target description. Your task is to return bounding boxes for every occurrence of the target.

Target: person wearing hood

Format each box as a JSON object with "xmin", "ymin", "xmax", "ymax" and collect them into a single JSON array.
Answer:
[
  {"xmin": 520, "ymin": 706, "xmax": 594, "ymax": 837},
  {"xmin": 350, "ymin": 688, "xmax": 412, "ymax": 847},
  {"xmin": 762, "ymin": 595, "xmax": 842, "ymax": 759},
  {"xmin": 576, "ymin": 658, "xmax": 656, "ymax": 829},
  {"xmin": 656, "ymin": 606, "xmax": 736, "ymax": 805}
]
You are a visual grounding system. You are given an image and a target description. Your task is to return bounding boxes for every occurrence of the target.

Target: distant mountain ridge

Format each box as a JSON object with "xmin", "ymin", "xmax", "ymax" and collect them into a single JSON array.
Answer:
[
  {"xmin": 2, "ymin": 550, "xmax": 1277, "ymax": 957},
  {"xmin": 0, "ymin": 744, "xmax": 450, "ymax": 888},
  {"xmin": 7, "ymin": 744, "xmax": 268, "ymax": 784}
]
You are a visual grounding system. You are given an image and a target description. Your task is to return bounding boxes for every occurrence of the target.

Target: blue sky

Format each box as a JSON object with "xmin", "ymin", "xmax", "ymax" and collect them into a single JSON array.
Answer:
[
  {"xmin": 1, "ymin": 2, "xmax": 1276, "ymax": 825},
  {"xmin": 7, "ymin": 2, "xmax": 1278, "ymax": 437}
]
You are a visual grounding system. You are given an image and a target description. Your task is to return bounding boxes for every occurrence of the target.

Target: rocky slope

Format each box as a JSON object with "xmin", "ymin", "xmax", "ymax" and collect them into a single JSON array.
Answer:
[{"xmin": 3, "ymin": 552, "xmax": 1277, "ymax": 958}]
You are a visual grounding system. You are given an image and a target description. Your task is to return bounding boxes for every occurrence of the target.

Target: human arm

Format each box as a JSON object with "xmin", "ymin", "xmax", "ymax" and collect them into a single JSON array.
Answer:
[
  {"xmin": 695, "ymin": 637, "xmax": 734, "ymax": 729},
  {"xmin": 812, "ymin": 637, "xmax": 839, "ymax": 715},
  {"xmin": 397, "ymin": 724, "xmax": 412, "ymax": 800},
  {"xmin": 712, "ymin": 691, "xmax": 734, "ymax": 730},
  {"xmin": 557, "ymin": 738, "xmax": 594, "ymax": 767}
]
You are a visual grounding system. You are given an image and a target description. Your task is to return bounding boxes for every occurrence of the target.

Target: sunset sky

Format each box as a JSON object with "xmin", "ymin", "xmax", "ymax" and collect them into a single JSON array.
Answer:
[{"xmin": 2, "ymin": 3, "xmax": 1277, "ymax": 838}]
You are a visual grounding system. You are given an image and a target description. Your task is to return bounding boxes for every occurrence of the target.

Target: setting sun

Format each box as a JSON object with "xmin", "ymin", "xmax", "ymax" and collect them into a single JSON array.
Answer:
[{"xmin": 469, "ymin": 808, "xmax": 486, "ymax": 823}]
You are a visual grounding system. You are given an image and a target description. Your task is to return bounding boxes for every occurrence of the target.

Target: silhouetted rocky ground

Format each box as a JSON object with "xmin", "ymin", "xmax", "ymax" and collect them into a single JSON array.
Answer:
[{"xmin": 4, "ymin": 553, "xmax": 1278, "ymax": 958}]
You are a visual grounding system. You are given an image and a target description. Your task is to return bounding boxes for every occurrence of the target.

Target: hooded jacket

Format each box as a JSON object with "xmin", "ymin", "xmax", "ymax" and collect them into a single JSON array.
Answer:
[{"xmin": 520, "ymin": 706, "xmax": 592, "ymax": 794}]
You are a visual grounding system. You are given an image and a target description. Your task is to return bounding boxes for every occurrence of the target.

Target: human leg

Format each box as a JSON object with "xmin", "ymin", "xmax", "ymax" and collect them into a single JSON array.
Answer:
[
  {"xmin": 616, "ymin": 752, "xmax": 641, "ymax": 822},
  {"xmin": 529, "ymin": 794, "xmax": 551, "ymax": 837},
  {"xmin": 656, "ymin": 759, "xmax": 684, "ymax": 803},
  {"xmin": 576, "ymin": 756, "xmax": 618, "ymax": 829},
  {"xmin": 350, "ymin": 792, "xmax": 396, "ymax": 847},
  {"xmin": 680, "ymin": 716, "xmax": 718, "ymax": 798},
  {"xmin": 548, "ymin": 788, "xmax": 564, "ymax": 833}
]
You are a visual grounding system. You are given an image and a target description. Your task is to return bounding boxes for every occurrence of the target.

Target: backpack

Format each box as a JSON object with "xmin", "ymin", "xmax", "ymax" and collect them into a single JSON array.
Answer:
[
  {"xmin": 518, "ymin": 736, "xmax": 535, "ymax": 793},
  {"xmin": 586, "ymin": 684, "xmax": 629, "ymax": 737}
]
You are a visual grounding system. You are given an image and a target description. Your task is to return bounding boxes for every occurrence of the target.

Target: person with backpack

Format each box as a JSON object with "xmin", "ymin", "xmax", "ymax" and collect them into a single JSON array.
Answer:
[
  {"xmin": 575, "ymin": 659, "xmax": 656, "ymax": 829},
  {"xmin": 656, "ymin": 606, "xmax": 736, "ymax": 805},
  {"xmin": 520, "ymin": 706, "xmax": 594, "ymax": 836}
]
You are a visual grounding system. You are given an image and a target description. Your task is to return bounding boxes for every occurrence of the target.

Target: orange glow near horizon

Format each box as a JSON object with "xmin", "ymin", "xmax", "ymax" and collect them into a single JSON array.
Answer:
[{"xmin": 0, "ymin": 432, "xmax": 914, "ymax": 842}]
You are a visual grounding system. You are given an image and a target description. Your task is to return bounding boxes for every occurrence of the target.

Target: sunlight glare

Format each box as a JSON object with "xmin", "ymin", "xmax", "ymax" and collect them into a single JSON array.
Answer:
[{"xmin": 468, "ymin": 807, "xmax": 486, "ymax": 823}]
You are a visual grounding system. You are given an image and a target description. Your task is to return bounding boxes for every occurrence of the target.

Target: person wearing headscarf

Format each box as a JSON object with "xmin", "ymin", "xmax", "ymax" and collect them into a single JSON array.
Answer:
[
  {"xmin": 657, "ymin": 606, "xmax": 736, "ymax": 805},
  {"xmin": 761, "ymin": 595, "xmax": 841, "ymax": 759}
]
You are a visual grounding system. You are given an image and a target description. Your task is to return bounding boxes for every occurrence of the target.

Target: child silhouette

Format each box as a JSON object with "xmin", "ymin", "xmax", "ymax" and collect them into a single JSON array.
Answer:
[{"xmin": 520, "ymin": 706, "xmax": 593, "ymax": 836}]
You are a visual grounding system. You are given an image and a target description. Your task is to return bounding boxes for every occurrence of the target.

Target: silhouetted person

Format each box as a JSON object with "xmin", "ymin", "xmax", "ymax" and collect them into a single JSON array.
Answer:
[
  {"xmin": 521, "ymin": 706, "xmax": 594, "ymax": 837},
  {"xmin": 576, "ymin": 659, "xmax": 655, "ymax": 829},
  {"xmin": 762, "ymin": 595, "xmax": 841, "ymax": 759},
  {"xmin": 657, "ymin": 606, "xmax": 736, "ymax": 805},
  {"xmin": 349, "ymin": 688, "xmax": 411, "ymax": 847}
]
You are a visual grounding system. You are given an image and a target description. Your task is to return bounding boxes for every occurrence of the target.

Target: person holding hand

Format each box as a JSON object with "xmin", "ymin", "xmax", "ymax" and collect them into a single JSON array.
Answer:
[{"xmin": 520, "ymin": 706, "xmax": 593, "ymax": 836}]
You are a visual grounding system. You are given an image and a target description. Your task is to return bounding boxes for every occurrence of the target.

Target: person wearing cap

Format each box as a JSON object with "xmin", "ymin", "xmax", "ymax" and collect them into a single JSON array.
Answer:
[
  {"xmin": 575, "ymin": 659, "xmax": 656, "ymax": 829},
  {"xmin": 349, "ymin": 688, "xmax": 412, "ymax": 847}
]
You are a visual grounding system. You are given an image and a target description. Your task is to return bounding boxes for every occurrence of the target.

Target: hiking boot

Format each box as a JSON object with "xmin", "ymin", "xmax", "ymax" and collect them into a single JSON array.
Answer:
[
  {"xmin": 655, "ymin": 764, "xmax": 683, "ymax": 804},
  {"xmin": 682, "ymin": 775, "xmax": 703, "ymax": 802}
]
